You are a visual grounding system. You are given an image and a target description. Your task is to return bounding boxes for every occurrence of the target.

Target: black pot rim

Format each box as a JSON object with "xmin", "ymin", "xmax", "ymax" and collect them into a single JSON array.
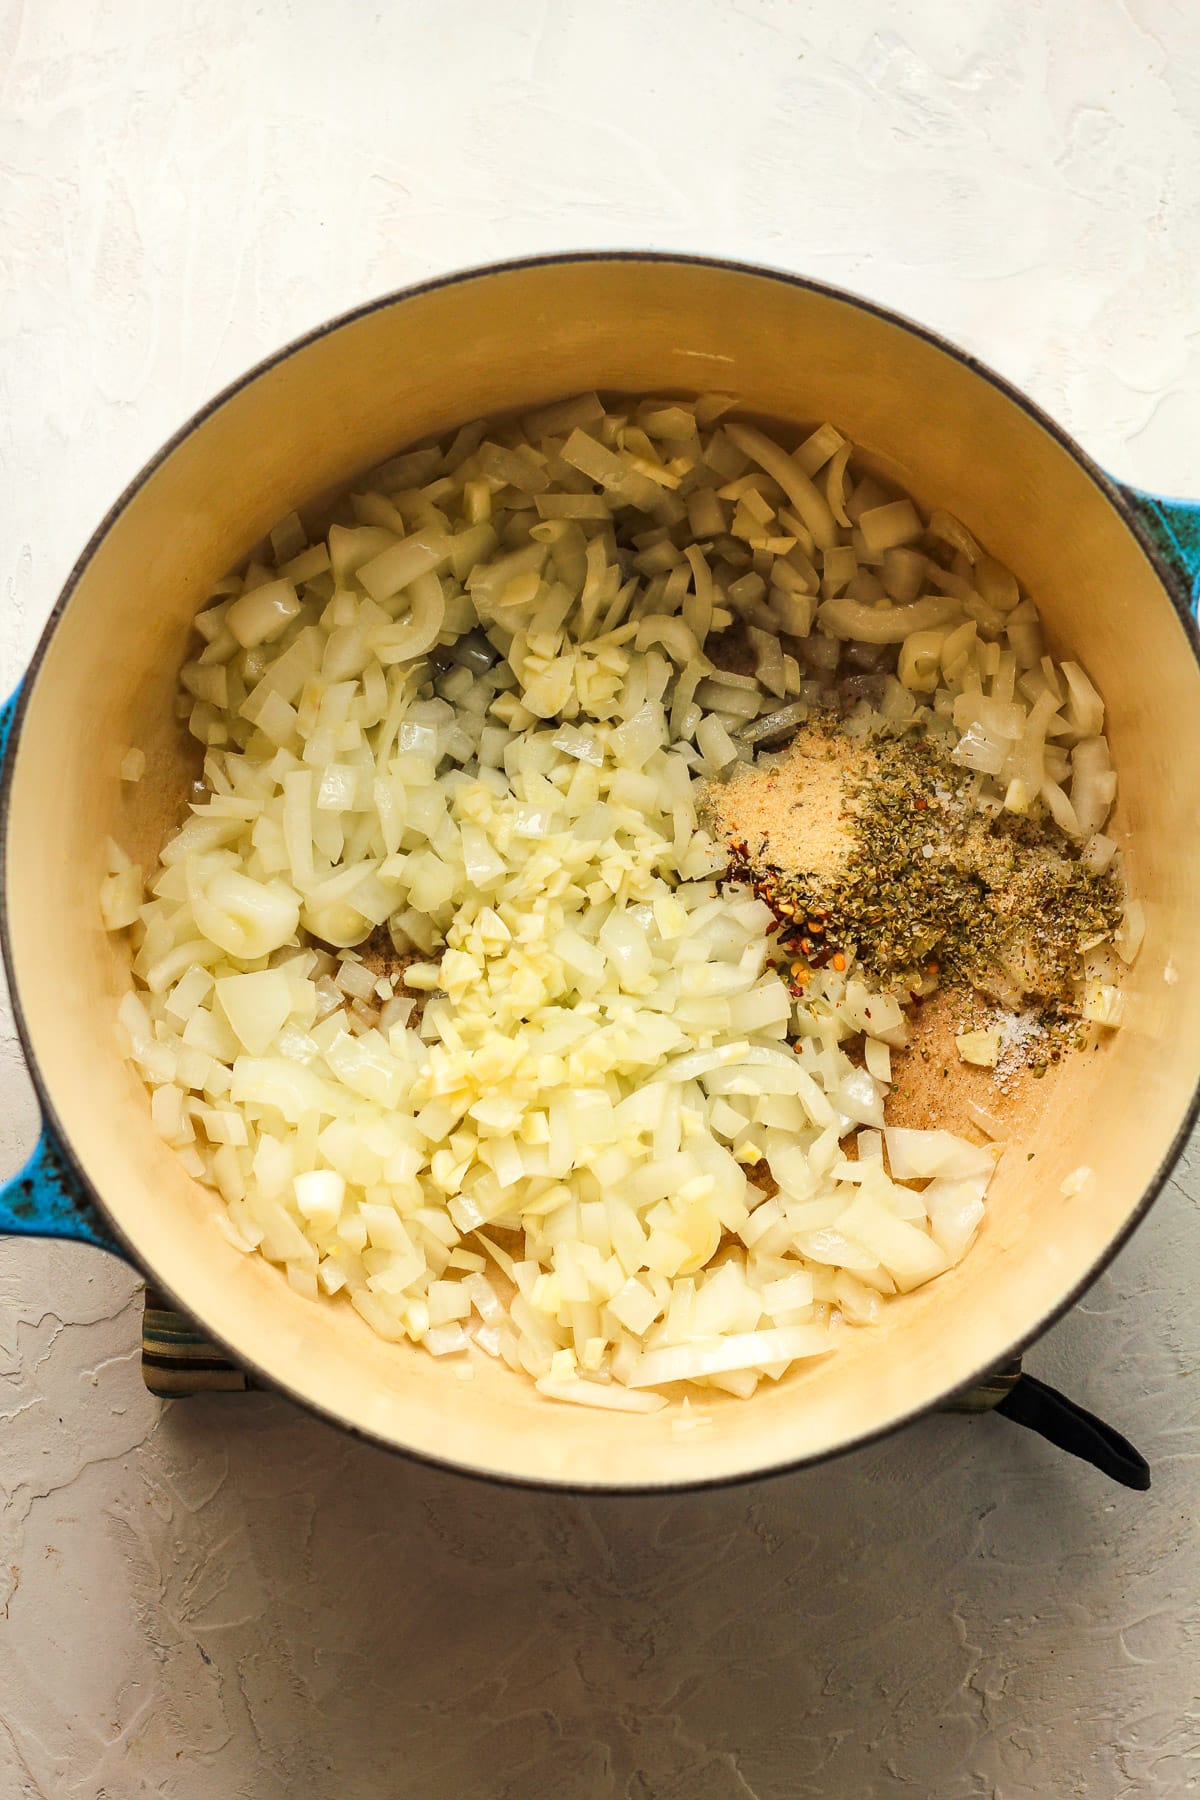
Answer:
[{"xmin": 3, "ymin": 249, "xmax": 1198, "ymax": 1495}]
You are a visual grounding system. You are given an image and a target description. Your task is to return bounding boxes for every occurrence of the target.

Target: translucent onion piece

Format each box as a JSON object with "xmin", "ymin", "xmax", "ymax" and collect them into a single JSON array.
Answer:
[
  {"xmin": 724, "ymin": 423, "xmax": 839, "ymax": 551},
  {"xmin": 818, "ymin": 595, "xmax": 960, "ymax": 644}
]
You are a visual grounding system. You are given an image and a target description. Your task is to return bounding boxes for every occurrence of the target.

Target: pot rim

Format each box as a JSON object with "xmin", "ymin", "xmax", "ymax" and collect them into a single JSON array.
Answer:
[{"xmin": 4, "ymin": 249, "xmax": 1198, "ymax": 1493}]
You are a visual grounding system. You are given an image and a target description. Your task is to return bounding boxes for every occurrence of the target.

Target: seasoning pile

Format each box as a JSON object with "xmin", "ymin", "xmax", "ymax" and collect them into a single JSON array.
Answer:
[{"xmin": 707, "ymin": 722, "xmax": 1124, "ymax": 1074}]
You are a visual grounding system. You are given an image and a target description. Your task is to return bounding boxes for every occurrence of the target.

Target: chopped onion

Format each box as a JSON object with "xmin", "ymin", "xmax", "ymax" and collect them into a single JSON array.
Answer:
[
  {"xmin": 923, "ymin": 1175, "xmax": 987, "ymax": 1263},
  {"xmin": 105, "ymin": 392, "xmax": 1126, "ymax": 1412},
  {"xmin": 227, "ymin": 579, "xmax": 302, "ymax": 649},
  {"xmin": 724, "ymin": 422, "xmax": 839, "ymax": 551},
  {"xmin": 1114, "ymin": 900, "xmax": 1145, "ymax": 966},
  {"xmin": 818, "ymin": 595, "xmax": 960, "ymax": 644},
  {"xmin": 372, "ymin": 571, "xmax": 446, "ymax": 663},
  {"xmin": 885, "ymin": 1128, "xmax": 995, "ymax": 1180},
  {"xmin": 358, "ymin": 531, "xmax": 450, "ymax": 604},
  {"xmin": 737, "ymin": 701, "xmax": 809, "ymax": 745},
  {"xmin": 857, "ymin": 499, "xmax": 922, "ymax": 555},
  {"xmin": 635, "ymin": 616, "xmax": 701, "ymax": 665},
  {"xmin": 626, "ymin": 1325, "xmax": 832, "ymax": 1388},
  {"xmin": 535, "ymin": 1376, "xmax": 668, "ymax": 1412}
]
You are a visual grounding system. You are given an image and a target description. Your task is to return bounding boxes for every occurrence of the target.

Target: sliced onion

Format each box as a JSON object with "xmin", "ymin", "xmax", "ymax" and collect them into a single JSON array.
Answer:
[
  {"xmin": 371, "ymin": 571, "xmax": 447, "ymax": 664},
  {"xmin": 724, "ymin": 422, "xmax": 839, "ymax": 551},
  {"xmin": 818, "ymin": 594, "xmax": 961, "ymax": 643},
  {"xmin": 626, "ymin": 1325, "xmax": 832, "ymax": 1388}
]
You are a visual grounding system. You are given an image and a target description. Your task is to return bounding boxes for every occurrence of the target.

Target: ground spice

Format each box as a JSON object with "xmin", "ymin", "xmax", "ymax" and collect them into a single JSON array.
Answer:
[
  {"xmin": 707, "ymin": 722, "xmax": 1122, "ymax": 1020},
  {"xmin": 705, "ymin": 730, "xmax": 865, "ymax": 879}
]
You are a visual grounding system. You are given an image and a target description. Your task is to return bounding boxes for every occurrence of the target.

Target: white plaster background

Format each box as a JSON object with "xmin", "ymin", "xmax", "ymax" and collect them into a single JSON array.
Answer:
[{"xmin": 1, "ymin": 2, "xmax": 1199, "ymax": 1795}]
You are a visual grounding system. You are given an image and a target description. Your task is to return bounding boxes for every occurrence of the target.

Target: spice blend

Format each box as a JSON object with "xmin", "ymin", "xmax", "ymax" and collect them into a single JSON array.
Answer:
[{"xmin": 707, "ymin": 723, "xmax": 1122, "ymax": 1024}]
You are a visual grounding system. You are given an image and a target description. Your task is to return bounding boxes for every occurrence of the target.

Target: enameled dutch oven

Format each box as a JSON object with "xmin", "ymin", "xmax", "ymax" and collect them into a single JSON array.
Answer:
[{"xmin": 3, "ymin": 255, "xmax": 1199, "ymax": 1491}]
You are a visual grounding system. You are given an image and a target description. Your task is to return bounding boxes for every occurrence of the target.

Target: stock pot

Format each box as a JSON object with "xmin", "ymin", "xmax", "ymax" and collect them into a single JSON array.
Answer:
[{"xmin": 2, "ymin": 255, "xmax": 1198, "ymax": 1489}]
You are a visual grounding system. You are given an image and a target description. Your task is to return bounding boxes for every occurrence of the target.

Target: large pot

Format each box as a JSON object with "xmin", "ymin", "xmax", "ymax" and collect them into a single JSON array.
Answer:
[{"xmin": 2, "ymin": 255, "xmax": 1198, "ymax": 1490}]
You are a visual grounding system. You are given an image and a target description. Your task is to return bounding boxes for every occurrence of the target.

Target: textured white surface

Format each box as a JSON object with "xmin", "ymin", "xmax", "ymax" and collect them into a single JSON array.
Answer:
[{"xmin": 2, "ymin": 2, "xmax": 1199, "ymax": 1794}]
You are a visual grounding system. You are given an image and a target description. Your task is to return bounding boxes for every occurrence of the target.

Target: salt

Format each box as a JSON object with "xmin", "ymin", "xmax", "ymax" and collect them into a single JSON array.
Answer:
[{"xmin": 991, "ymin": 1007, "xmax": 1047, "ymax": 1091}]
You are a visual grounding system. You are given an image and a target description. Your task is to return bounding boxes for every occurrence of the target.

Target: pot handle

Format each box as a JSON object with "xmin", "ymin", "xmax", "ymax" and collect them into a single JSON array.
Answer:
[
  {"xmin": 1118, "ymin": 484, "xmax": 1200, "ymax": 613},
  {"xmin": 949, "ymin": 1358, "xmax": 1150, "ymax": 1489},
  {"xmin": 0, "ymin": 1127, "xmax": 123, "ymax": 1254},
  {"xmin": 993, "ymin": 1372, "xmax": 1151, "ymax": 1491},
  {"xmin": 0, "ymin": 683, "xmax": 125, "ymax": 1257}
]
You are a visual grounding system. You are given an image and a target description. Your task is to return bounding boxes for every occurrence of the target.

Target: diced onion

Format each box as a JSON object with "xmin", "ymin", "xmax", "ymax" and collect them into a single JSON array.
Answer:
[
  {"xmin": 885, "ymin": 1129, "xmax": 995, "ymax": 1180},
  {"xmin": 227, "ymin": 579, "xmax": 302, "ymax": 649},
  {"xmin": 104, "ymin": 393, "xmax": 1126, "ymax": 1412},
  {"xmin": 358, "ymin": 531, "xmax": 450, "ymax": 603},
  {"xmin": 858, "ymin": 499, "xmax": 922, "ymax": 555},
  {"xmin": 724, "ymin": 423, "xmax": 839, "ymax": 551}
]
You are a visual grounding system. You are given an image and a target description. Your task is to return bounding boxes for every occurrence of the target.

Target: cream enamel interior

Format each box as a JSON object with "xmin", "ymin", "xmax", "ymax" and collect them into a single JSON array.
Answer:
[{"xmin": 7, "ymin": 258, "xmax": 1199, "ymax": 1488}]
